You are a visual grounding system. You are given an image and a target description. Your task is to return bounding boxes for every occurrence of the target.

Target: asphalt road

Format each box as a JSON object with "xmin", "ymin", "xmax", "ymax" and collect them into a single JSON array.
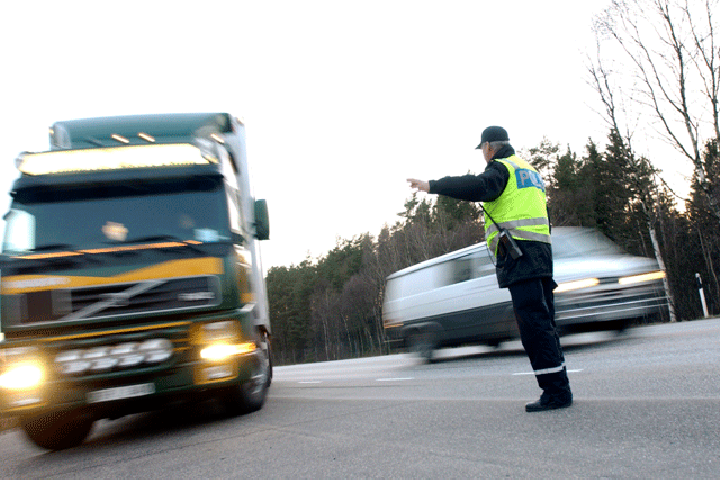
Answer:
[{"xmin": 1, "ymin": 318, "xmax": 718, "ymax": 478}]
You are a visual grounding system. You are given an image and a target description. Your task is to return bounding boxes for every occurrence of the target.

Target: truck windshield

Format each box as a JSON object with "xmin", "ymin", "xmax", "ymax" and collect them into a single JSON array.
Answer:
[{"xmin": 2, "ymin": 177, "xmax": 229, "ymax": 254}]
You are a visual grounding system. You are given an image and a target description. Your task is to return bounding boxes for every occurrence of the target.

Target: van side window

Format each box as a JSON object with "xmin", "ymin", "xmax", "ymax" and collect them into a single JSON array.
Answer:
[
  {"xmin": 452, "ymin": 257, "xmax": 473, "ymax": 284},
  {"xmin": 474, "ymin": 250, "xmax": 494, "ymax": 276}
]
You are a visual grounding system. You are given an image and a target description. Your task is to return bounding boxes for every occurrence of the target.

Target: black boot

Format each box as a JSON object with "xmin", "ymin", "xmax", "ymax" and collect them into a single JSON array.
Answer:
[
  {"xmin": 526, "ymin": 369, "xmax": 573, "ymax": 412},
  {"xmin": 525, "ymin": 391, "xmax": 573, "ymax": 412}
]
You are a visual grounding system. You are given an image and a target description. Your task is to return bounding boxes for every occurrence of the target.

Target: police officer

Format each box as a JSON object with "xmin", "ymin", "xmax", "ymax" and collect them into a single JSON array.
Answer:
[{"xmin": 407, "ymin": 125, "xmax": 572, "ymax": 412}]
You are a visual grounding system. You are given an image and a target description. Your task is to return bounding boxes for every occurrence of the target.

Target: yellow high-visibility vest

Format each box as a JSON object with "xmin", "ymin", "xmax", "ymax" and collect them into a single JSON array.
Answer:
[{"xmin": 484, "ymin": 155, "xmax": 551, "ymax": 258}]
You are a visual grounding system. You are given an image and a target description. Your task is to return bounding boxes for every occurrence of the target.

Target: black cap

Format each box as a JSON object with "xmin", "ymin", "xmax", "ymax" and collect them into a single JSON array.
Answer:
[{"xmin": 475, "ymin": 126, "xmax": 509, "ymax": 149}]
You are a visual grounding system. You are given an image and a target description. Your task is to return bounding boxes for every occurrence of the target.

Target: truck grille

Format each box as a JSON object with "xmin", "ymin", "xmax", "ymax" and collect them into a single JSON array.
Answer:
[{"xmin": 5, "ymin": 275, "xmax": 221, "ymax": 326}]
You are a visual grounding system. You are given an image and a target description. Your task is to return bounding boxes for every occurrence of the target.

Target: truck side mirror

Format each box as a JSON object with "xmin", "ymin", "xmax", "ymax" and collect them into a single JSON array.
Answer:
[{"xmin": 254, "ymin": 199, "xmax": 270, "ymax": 240}]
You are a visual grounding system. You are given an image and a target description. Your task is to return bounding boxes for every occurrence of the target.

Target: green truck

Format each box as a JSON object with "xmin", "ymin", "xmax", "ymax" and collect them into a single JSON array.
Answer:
[{"xmin": 0, "ymin": 113, "xmax": 272, "ymax": 450}]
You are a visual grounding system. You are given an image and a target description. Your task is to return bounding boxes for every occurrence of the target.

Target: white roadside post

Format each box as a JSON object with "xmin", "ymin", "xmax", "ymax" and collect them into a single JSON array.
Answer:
[{"xmin": 695, "ymin": 273, "xmax": 709, "ymax": 319}]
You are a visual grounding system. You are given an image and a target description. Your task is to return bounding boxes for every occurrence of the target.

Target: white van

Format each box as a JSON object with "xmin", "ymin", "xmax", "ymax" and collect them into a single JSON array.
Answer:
[{"xmin": 382, "ymin": 227, "xmax": 668, "ymax": 361}]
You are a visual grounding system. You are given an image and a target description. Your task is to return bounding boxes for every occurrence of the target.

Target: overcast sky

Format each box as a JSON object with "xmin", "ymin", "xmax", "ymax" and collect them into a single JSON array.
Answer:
[{"xmin": 2, "ymin": 0, "xmax": 692, "ymax": 270}]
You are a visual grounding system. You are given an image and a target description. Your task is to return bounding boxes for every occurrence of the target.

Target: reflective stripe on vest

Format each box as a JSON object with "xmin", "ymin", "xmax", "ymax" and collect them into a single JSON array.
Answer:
[
  {"xmin": 485, "ymin": 217, "xmax": 551, "ymax": 236},
  {"xmin": 484, "ymin": 155, "xmax": 551, "ymax": 258}
]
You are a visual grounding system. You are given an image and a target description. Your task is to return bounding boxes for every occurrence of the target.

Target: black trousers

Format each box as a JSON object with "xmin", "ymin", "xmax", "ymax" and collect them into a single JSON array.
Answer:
[{"xmin": 508, "ymin": 277, "xmax": 571, "ymax": 396}]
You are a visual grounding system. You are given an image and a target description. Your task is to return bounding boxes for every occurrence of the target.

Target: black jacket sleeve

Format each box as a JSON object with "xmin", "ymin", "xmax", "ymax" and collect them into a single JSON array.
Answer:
[{"xmin": 428, "ymin": 161, "xmax": 509, "ymax": 203}]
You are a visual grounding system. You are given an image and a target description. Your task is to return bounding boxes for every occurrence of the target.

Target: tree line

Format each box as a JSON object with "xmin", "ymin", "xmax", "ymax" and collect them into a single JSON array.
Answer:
[
  {"xmin": 267, "ymin": 0, "xmax": 720, "ymax": 365},
  {"xmin": 266, "ymin": 194, "xmax": 484, "ymax": 365},
  {"xmin": 266, "ymin": 130, "xmax": 718, "ymax": 365}
]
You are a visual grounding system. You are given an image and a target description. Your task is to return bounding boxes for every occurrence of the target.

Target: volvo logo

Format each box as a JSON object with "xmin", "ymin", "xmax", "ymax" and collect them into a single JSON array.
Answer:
[
  {"xmin": 100, "ymin": 292, "xmax": 130, "ymax": 307},
  {"xmin": 178, "ymin": 292, "xmax": 215, "ymax": 302}
]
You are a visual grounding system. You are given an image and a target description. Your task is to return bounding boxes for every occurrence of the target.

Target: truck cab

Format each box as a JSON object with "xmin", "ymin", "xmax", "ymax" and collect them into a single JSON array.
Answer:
[{"xmin": 0, "ymin": 113, "xmax": 272, "ymax": 450}]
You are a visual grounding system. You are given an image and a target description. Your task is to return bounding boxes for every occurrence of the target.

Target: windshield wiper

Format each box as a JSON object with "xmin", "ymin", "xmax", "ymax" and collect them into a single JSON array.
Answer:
[
  {"xmin": 123, "ymin": 235, "xmax": 188, "ymax": 243},
  {"xmin": 30, "ymin": 243, "xmax": 76, "ymax": 252},
  {"xmin": 85, "ymin": 136, "xmax": 106, "ymax": 147},
  {"xmin": 27, "ymin": 244, "xmax": 101, "ymax": 264},
  {"xmin": 5, "ymin": 251, "xmax": 100, "ymax": 269},
  {"xmin": 120, "ymin": 235, "xmax": 206, "ymax": 254}
]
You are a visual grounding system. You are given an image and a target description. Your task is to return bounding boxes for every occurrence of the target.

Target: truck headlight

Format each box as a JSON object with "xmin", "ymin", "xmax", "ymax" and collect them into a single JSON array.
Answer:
[
  {"xmin": 0, "ymin": 363, "xmax": 44, "ymax": 389},
  {"xmin": 192, "ymin": 321, "xmax": 255, "ymax": 383},
  {"xmin": 0, "ymin": 346, "xmax": 45, "ymax": 391},
  {"xmin": 200, "ymin": 342, "xmax": 256, "ymax": 361}
]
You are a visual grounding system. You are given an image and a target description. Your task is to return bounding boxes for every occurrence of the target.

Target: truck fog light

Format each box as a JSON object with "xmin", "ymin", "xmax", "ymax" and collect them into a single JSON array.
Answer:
[
  {"xmin": 59, "ymin": 360, "xmax": 92, "ymax": 375},
  {"xmin": 144, "ymin": 351, "xmax": 172, "ymax": 363},
  {"xmin": 203, "ymin": 364, "xmax": 234, "ymax": 380},
  {"xmin": 0, "ymin": 363, "xmax": 44, "ymax": 390},
  {"xmin": 56, "ymin": 350, "xmax": 90, "ymax": 374},
  {"xmin": 55, "ymin": 350, "xmax": 82, "ymax": 363},
  {"xmin": 201, "ymin": 321, "xmax": 237, "ymax": 342},
  {"xmin": 200, "ymin": 342, "xmax": 255, "ymax": 361},
  {"xmin": 140, "ymin": 339, "xmax": 172, "ymax": 351},
  {"xmin": 117, "ymin": 354, "xmax": 145, "ymax": 367},
  {"xmin": 84, "ymin": 347, "xmax": 110, "ymax": 359},
  {"xmin": 110, "ymin": 343, "xmax": 138, "ymax": 356},
  {"xmin": 91, "ymin": 357, "xmax": 119, "ymax": 371},
  {"xmin": 139, "ymin": 339, "xmax": 173, "ymax": 364},
  {"xmin": 111, "ymin": 343, "xmax": 144, "ymax": 367}
]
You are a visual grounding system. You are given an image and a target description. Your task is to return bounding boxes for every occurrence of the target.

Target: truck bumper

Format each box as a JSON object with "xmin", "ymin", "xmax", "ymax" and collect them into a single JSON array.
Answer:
[
  {"xmin": 2, "ymin": 349, "xmax": 263, "ymax": 419},
  {"xmin": 0, "ymin": 316, "xmax": 263, "ymax": 420}
]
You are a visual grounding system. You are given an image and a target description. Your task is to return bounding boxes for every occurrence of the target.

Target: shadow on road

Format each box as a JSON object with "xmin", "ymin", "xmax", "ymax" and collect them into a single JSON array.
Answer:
[
  {"xmin": 425, "ymin": 328, "xmax": 641, "ymax": 365},
  {"xmin": 35, "ymin": 399, "xmax": 255, "ymax": 456}
]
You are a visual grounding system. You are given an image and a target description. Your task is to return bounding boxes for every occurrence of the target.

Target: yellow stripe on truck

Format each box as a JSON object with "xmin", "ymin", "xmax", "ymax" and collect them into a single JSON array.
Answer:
[{"xmin": 1, "ymin": 257, "xmax": 224, "ymax": 294}]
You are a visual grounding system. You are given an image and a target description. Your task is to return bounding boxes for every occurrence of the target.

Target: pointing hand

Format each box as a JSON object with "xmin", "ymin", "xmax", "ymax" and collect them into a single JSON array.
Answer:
[{"xmin": 407, "ymin": 178, "xmax": 430, "ymax": 193}]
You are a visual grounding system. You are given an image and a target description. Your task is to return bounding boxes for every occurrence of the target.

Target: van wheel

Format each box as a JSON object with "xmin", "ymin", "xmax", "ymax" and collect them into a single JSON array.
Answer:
[
  {"xmin": 21, "ymin": 410, "xmax": 93, "ymax": 451},
  {"xmin": 409, "ymin": 330, "xmax": 436, "ymax": 364}
]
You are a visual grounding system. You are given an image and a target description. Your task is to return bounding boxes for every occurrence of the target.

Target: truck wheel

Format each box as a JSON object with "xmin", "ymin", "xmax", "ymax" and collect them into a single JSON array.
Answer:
[
  {"xmin": 259, "ymin": 331, "xmax": 273, "ymax": 388},
  {"xmin": 223, "ymin": 350, "xmax": 269, "ymax": 416},
  {"xmin": 409, "ymin": 329, "xmax": 436, "ymax": 364},
  {"xmin": 21, "ymin": 411, "xmax": 93, "ymax": 451}
]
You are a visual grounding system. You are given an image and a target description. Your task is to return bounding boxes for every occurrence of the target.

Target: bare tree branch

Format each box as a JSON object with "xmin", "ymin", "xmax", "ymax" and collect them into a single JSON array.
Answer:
[{"xmin": 593, "ymin": 0, "xmax": 720, "ymax": 223}]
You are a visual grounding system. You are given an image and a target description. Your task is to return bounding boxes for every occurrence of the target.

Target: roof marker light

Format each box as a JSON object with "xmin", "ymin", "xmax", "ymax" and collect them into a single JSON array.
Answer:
[
  {"xmin": 16, "ymin": 144, "xmax": 218, "ymax": 176},
  {"xmin": 138, "ymin": 132, "xmax": 155, "ymax": 143}
]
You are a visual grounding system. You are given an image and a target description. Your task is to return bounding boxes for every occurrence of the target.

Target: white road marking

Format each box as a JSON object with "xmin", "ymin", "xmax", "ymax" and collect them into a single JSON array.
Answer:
[
  {"xmin": 298, "ymin": 381, "xmax": 323, "ymax": 384},
  {"xmin": 376, "ymin": 377, "xmax": 414, "ymax": 382}
]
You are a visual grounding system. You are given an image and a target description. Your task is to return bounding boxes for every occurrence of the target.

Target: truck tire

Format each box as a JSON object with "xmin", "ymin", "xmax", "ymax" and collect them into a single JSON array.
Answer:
[
  {"xmin": 259, "ymin": 330, "xmax": 273, "ymax": 388},
  {"xmin": 21, "ymin": 410, "xmax": 93, "ymax": 451},
  {"xmin": 223, "ymin": 350, "xmax": 270, "ymax": 416}
]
